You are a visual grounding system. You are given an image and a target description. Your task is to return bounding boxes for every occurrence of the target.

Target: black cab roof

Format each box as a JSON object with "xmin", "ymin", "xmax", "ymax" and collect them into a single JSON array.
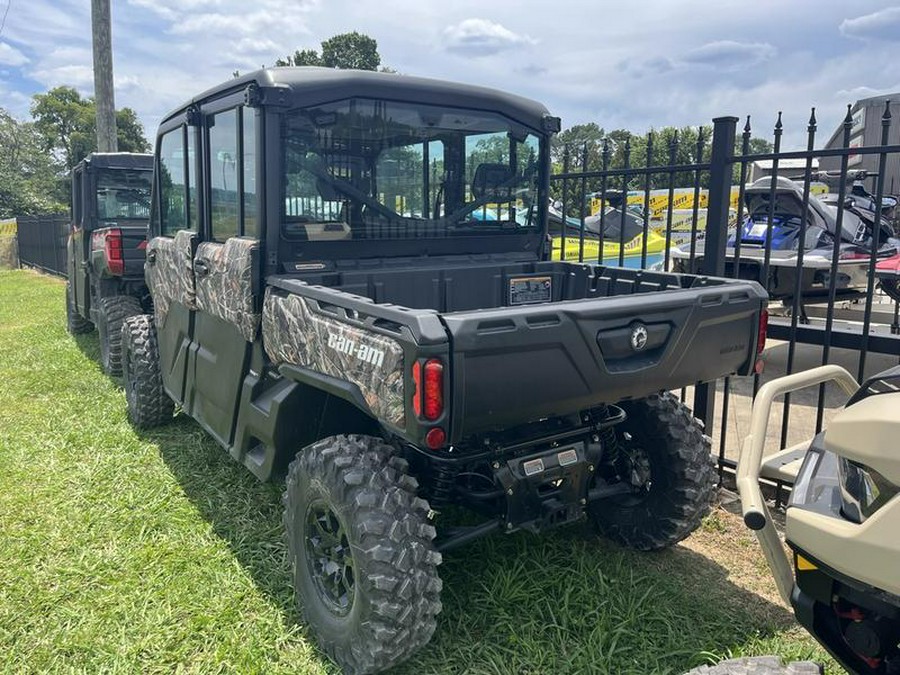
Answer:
[
  {"xmin": 160, "ymin": 67, "xmax": 557, "ymax": 133},
  {"xmin": 77, "ymin": 153, "xmax": 154, "ymax": 172}
]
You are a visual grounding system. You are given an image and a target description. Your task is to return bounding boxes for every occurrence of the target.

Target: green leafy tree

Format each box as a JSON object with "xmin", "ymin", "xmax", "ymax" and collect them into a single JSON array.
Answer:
[
  {"xmin": 275, "ymin": 48, "xmax": 322, "ymax": 67},
  {"xmin": 115, "ymin": 108, "xmax": 151, "ymax": 154},
  {"xmin": 0, "ymin": 109, "xmax": 67, "ymax": 216},
  {"xmin": 30, "ymin": 86, "xmax": 150, "ymax": 172},
  {"xmin": 321, "ymin": 32, "xmax": 380, "ymax": 70},
  {"xmin": 275, "ymin": 32, "xmax": 385, "ymax": 71},
  {"xmin": 30, "ymin": 87, "xmax": 94, "ymax": 171}
]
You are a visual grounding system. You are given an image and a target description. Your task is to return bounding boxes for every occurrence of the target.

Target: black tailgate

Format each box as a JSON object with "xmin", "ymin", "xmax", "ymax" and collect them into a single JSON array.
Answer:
[{"xmin": 441, "ymin": 282, "xmax": 766, "ymax": 438}]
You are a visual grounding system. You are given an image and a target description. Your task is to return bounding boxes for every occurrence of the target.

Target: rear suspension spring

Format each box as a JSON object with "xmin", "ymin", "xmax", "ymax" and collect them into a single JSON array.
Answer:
[
  {"xmin": 596, "ymin": 404, "xmax": 624, "ymax": 457},
  {"xmin": 430, "ymin": 463, "xmax": 456, "ymax": 508}
]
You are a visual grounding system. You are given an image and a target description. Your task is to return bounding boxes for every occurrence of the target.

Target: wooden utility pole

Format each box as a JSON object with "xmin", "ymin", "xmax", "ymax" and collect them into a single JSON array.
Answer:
[{"xmin": 91, "ymin": 0, "xmax": 118, "ymax": 153}]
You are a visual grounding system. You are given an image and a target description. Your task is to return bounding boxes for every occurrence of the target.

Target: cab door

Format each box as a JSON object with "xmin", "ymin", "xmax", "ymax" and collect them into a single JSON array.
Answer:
[
  {"xmin": 68, "ymin": 165, "xmax": 91, "ymax": 314},
  {"xmin": 184, "ymin": 101, "xmax": 261, "ymax": 447},
  {"xmin": 145, "ymin": 122, "xmax": 200, "ymax": 406}
]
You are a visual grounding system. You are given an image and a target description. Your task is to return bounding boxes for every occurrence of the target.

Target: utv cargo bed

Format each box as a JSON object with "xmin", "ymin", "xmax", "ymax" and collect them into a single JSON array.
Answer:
[{"xmin": 277, "ymin": 261, "xmax": 768, "ymax": 439}]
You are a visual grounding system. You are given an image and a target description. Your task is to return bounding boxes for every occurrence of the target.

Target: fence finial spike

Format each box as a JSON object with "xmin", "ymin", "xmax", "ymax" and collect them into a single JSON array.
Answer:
[
  {"xmin": 808, "ymin": 107, "xmax": 817, "ymax": 127},
  {"xmin": 883, "ymin": 99, "xmax": 892, "ymax": 121},
  {"xmin": 743, "ymin": 115, "xmax": 752, "ymax": 134},
  {"xmin": 775, "ymin": 111, "xmax": 783, "ymax": 131},
  {"xmin": 843, "ymin": 104, "xmax": 854, "ymax": 126}
]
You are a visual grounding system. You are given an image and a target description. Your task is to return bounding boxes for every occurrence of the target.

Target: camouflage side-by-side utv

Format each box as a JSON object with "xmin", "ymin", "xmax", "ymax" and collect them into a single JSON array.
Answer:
[{"xmin": 122, "ymin": 67, "xmax": 768, "ymax": 674}]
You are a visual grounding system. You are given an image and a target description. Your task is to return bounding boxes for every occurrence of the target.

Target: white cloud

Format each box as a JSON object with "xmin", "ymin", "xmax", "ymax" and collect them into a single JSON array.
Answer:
[
  {"xmin": 443, "ymin": 18, "xmax": 535, "ymax": 56},
  {"xmin": 0, "ymin": 42, "xmax": 29, "ymax": 67},
  {"xmin": 5, "ymin": 0, "xmax": 900, "ymax": 152},
  {"xmin": 681, "ymin": 41, "xmax": 777, "ymax": 70},
  {"xmin": 840, "ymin": 7, "xmax": 900, "ymax": 41},
  {"xmin": 234, "ymin": 38, "xmax": 282, "ymax": 56},
  {"xmin": 30, "ymin": 65, "xmax": 94, "ymax": 89}
]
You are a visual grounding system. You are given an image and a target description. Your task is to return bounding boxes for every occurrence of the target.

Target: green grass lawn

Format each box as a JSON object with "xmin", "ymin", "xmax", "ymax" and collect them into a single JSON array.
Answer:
[{"xmin": 0, "ymin": 268, "xmax": 837, "ymax": 674}]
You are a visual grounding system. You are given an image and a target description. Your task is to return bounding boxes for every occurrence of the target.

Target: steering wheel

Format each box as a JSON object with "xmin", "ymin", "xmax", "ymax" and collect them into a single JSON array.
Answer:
[{"xmin": 299, "ymin": 155, "xmax": 400, "ymax": 223}]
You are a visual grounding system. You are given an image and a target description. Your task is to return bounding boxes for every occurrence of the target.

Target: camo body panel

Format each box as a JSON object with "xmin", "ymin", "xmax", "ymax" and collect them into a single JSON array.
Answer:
[
  {"xmin": 194, "ymin": 238, "xmax": 259, "ymax": 342},
  {"xmin": 262, "ymin": 289, "xmax": 405, "ymax": 427},
  {"xmin": 146, "ymin": 230, "xmax": 196, "ymax": 327}
]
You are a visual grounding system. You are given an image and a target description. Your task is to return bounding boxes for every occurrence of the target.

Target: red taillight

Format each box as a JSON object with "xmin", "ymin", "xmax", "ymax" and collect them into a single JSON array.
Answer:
[
  {"xmin": 411, "ymin": 361, "xmax": 422, "ymax": 418},
  {"xmin": 757, "ymin": 308, "xmax": 768, "ymax": 355},
  {"xmin": 425, "ymin": 427, "xmax": 446, "ymax": 450},
  {"xmin": 423, "ymin": 359, "xmax": 444, "ymax": 421},
  {"xmin": 93, "ymin": 228, "xmax": 124, "ymax": 276}
]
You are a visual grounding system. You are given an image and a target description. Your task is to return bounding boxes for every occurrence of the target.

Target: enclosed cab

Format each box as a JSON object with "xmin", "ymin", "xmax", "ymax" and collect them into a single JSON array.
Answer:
[
  {"xmin": 65, "ymin": 152, "xmax": 154, "ymax": 376},
  {"xmin": 122, "ymin": 68, "xmax": 767, "ymax": 674}
]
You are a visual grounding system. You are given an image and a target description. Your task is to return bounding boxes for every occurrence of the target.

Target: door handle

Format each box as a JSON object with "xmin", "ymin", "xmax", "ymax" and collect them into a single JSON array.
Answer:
[{"xmin": 194, "ymin": 259, "xmax": 210, "ymax": 277}]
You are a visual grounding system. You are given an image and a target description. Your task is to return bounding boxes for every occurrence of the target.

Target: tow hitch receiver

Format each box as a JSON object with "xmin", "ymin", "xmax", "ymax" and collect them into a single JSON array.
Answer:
[{"xmin": 494, "ymin": 440, "xmax": 601, "ymax": 532}]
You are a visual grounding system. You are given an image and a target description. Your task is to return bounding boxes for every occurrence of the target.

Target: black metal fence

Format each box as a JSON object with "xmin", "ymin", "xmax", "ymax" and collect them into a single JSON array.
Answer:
[
  {"xmin": 552, "ymin": 105, "xmax": 900, "ymax": 481},
  {"xmin": 16, "ymin": 214, "xmax": 69, "ymax": 277}
]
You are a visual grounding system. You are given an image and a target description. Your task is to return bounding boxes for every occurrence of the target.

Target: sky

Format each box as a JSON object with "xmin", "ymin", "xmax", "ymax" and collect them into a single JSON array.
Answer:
[{"xmin": 2, "ymin": 0, "xmax": 900, "ymax": 149}]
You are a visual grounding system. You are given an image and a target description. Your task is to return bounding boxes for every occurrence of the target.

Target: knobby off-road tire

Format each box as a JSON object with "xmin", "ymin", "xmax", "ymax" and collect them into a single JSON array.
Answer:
[
  {"xmin": 685, "ymin": 656, "xmax": 823, "ymax": 674},
  {"xmin": 121, "ymin": 314, "xmax": 174, "ymax": 429},
  {"xmin": 589, "ymin": 392, "xmax": 715, "ymax": 551},
  {"xmin": 65, "ymin": 282, "xmax": 93, "ymax": 335},
  {"xmin": 284, "ymin": 435, "xmax": 442, "ymax": 675},
  {"xmin": 98, "ymin": 295, "xmax": 143, "ymax": 376}
]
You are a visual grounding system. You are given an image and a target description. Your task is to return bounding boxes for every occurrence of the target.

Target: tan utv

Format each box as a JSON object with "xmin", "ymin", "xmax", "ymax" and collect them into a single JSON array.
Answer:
[{"xmin": 728, "ymin": 364, "xmax": 900, "ymax": 675}]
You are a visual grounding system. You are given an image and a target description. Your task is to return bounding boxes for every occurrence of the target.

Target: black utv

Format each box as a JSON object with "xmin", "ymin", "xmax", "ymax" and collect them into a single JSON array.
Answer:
[
  {"xmin": 65, "ymin": 152, "xmax": 154, "ymax": 376},
  {"xmin": 121, "ymin": 67, "xmax": 768, "ymax": 674}
]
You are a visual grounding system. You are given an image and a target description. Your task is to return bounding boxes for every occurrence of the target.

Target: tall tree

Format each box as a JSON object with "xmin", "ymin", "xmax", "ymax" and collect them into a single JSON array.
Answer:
[
  {"xmin": 275, "ymin": 48, "xmax": 323, "ymax": 67},
  {"xmin": 320, "ymin": 32, "xmax": 380, "ymax": 70},
  {"xmin": 0, "ymin": 109, "xmax": 67, "ymax": 216},
  {"xmin": 30, "ymin": 86, "xmax": 150, "ymax": 172},
  {"xmin": 275, "ymin": 31, "xmax": 384, "ymax": 71},
  {"xmin": 30, "ymin": 86, "xmax": 94, "ymax": 171}
]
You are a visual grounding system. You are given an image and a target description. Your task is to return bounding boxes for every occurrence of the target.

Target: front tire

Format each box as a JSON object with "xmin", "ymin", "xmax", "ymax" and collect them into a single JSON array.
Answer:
[
  {"xmin": 65, "ymin": 282, "xmax": 93, "ymax": 335},
  {"xmin": 284, "ymin": 435, "xmax": 442, "ymax": 674},
  {"xmin": 121, "ymin": 314, "xmax": 174, "ymax": 429},
  {"xmin": 589, "ymin": 393, "xmax": 715, "ymax": 551},
  {"xmin": 98, "ymin": 295, "xmax": 143, "ymax": 376}
]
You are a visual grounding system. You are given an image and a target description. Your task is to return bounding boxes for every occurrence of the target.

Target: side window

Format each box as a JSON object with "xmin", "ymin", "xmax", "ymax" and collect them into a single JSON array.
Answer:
[
  {"xmin": 208, "ymin": 109, "xmax": 239, "ymax": 242},
  {"xmin": 241, "ymin": 109, "xmax": 258, "ymax": 237},
  {"xmin": 72, "ymin": 169, "xmax": 83, "ymax": 225},
  {"xmin": 158, "ymin": 127, "xmax": 188, "ymax": 236},
  {"xmin": 187, "ymin": 128, "xmax": 198, "ymax": 231}
]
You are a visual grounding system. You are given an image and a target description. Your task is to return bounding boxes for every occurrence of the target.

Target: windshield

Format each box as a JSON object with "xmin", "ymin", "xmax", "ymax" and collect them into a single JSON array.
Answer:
[
  {"xmin": 96, "ymin": 168, "xmax": 152, "ymax": 220},
  {"xmin": 282, "ymin": 98, "xmax": 541, "ymax": 241}
]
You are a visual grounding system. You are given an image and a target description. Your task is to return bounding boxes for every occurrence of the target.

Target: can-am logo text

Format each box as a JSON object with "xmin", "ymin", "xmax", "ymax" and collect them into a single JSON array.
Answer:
[{"xmin": 327, "ymin": 332, "xmax": 385, "ymax": 367}]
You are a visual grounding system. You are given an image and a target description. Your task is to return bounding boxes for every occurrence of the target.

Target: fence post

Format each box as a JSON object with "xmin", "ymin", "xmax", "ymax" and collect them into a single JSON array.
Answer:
[
  {"xmin": 701, "ymin": 116, "xmax": 738, "ymax": 276},
  {"xmin": 693, "ymin": 116, "xmax": 738, "ymax": 430}
]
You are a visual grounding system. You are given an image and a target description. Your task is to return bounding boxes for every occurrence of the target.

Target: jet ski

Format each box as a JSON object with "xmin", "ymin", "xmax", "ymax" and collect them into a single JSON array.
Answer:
[
  {"xmin": 670, "ymin": 175, "xmax": 900, "ymax": 299},
  {"xmin": 547, "ymin": 198, "xmax": 666, "ymax": 269},
  {"xmin": 876, "ymin": 251, "xmax": 900, "ymax": 303}
]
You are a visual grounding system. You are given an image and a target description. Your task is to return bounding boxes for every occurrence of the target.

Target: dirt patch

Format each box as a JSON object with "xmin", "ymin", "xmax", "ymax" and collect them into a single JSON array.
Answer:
[{"xmin": 684, "ymin": 506, "xmax": 789, "ymax": 609}]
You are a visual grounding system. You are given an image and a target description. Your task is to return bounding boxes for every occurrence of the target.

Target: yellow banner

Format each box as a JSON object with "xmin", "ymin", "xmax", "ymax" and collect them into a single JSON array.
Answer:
[
  {"xmin": 592, "ymin": 189, "xmax": 709, "ymax": 218},
  {"xmin": 0, "ymin": 219, "xmax": 17, "ymax": 237}
]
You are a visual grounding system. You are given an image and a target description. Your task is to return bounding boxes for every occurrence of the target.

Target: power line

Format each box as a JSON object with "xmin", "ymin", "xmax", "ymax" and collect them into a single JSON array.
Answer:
[{"xmin": 0, "ymin": 1, "xmax": 11, "ymax": 39}]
